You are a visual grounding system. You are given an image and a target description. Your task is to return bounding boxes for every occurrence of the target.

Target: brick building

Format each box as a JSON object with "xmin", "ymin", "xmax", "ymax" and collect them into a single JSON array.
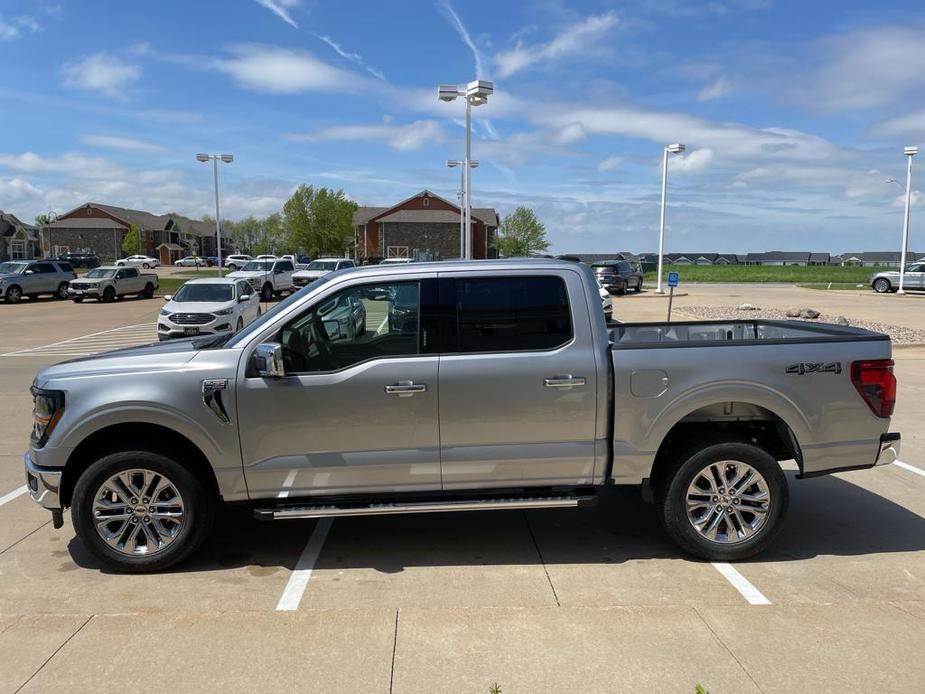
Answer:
[
  {"xmin": 354, "ymin": 190, "xmax": 499, "ymax": 262},
  {"xmin": 43, "ymin": 203, "xmax": 216, "ymax": 264}
]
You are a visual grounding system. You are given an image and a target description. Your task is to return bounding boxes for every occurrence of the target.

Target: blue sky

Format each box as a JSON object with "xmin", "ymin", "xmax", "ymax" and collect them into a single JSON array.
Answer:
[{"xmin": 1, "ymin": 0, "xmax": 923, "ymax": 253}]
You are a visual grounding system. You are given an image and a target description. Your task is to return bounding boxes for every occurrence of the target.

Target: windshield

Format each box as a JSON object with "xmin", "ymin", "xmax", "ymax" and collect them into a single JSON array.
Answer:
[
  {"xmin": 84, "ymin": 268, "xmax": 116, "ymax": 279},
  {"xmin": 307, "ymin": 260, "xmax": 338, "ymax": 271},
  {"xmin": 225, "ymin": 274, "xmax": 334, "ymax": 348},
  {"xmin": 173, "ymin": 283, "xmax": 234, "ymax": 302},
  {"xmin": 0, "ymin": 262, "xmax": 27, "ymax": 274},
  {"xmin": 241, "ymin": 261, "xmax": 274, "ymax": 272}
]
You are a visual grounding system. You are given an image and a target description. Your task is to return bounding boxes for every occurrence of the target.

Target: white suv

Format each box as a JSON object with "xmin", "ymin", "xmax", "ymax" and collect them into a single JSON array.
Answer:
[
  {"xmin": 223, "ymin": 254, "xmax": 252, "ymax": 271},
  {"xmin": 117, "ymin": 255, "xmax": 160, "ymax": 269},
  {"xmin": 158, "ymin": 278, "xmax": 261, "ymax": 340}
]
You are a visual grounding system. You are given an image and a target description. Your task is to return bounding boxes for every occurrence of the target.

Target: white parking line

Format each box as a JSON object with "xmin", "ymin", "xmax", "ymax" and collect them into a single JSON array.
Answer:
[
  {"xmin": 894, "ymin": 460, "xmax": 925, "ymax": 478},
  {"xmin": 712, "ymin": 562, "xmax": 771, "ymax": 605},
  {"xmin": 275, "ymin": 518, "xmax": 333, "ymax": 611},
  {"xmin": 1, "ymin": 323, "xmax": 156, "ymax": 357},
  {"xmin": 277, "ymin": 470, "xmax": 297, "ymax": 499},
  {"xmin": 0, "ymin": 485, "xmax": 28, "ymax": 507}
]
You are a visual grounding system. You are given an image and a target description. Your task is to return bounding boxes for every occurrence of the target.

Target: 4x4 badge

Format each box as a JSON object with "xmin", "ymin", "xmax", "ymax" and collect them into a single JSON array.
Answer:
[{"xmin": 786, "ymin": 362, "xmax": 842, "ymax": 375}]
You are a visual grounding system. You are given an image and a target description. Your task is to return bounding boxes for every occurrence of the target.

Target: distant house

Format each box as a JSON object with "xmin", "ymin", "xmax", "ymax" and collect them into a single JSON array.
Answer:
[
  {"xmin": 355, "ymin": 190, "xmax": 499, "ymax": 261},
  {"xmin": 572, "ymin": 253, "xmax": 638, "ymax": 265},
  {"xmin": 745, "ymin": 251, "xmax": 814, "ymax": 266},
  {"xmin": 715, "ymin": 254, "xmax": 740, "ymax": 265},
  {"xmin": 0, "ymin": 211, "xmax": 38, "ymax": 261},
  {"xmin": 664, "ymin": 253, "xmax": 720, "ymax": 265},
  {"xmin": 44, "ymin": 203, "xmax": 217, "ymax": 263},
  {"xmin": 837, "ymin": 251, "xmax": 919, "ymax": 268}
]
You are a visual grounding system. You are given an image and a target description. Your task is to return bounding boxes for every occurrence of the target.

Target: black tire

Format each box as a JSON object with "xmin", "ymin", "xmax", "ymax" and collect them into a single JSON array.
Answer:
[
  {"xmin": 71, "ymin": 450, "xmax": 216, "ymax": 573},
  {"xmin": 56, "ymin": 282, "xmax": 70, "ymax": 300},
  {"xmin": 872, "ymin": 278, "xmax": 891, "ymax": 294},
  {"xmin": 5, "ymin": 285, "xmax": 23, "ymax": 303},
  {"xmin": 102, "ymin": 286, "xmax": 116, "ymax": 303},
  {"xmin": 634, "ymin": 279, "xmax": 642, "ymax": 293},
  {"xmin": 72, "ymin": 296, "xmax": 84, "ymax": 303},
  {"xmin": 227, "ymin": 264, "xmax": 237, "ymax": 272},
  {"xmin": 142, "ymin": 283, "xmax": 155, "ymax": 299},
  {"xmin": 656, "ymin": 441, "xmax": 789, "ymax": 561},
  {"xmin": 261, "ymin": 283, "xmax": 274, "ymax": 302},
  {"xmin": 236, "ymin": 317, "xmax": 243, "ymax": 332},
  {"xmin": 617, "ymin": 280, "xmax": 628, "ymax": 295},
  {"xmin": 142, "ymin": 263, "xmax": 150, "ymax": 269}
]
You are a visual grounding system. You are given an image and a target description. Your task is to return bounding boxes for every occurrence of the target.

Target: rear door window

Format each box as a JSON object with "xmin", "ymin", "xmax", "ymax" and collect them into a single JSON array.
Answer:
[{"xmin": 451, "ymin": 276, "xmax": 572, "ymax": 353}]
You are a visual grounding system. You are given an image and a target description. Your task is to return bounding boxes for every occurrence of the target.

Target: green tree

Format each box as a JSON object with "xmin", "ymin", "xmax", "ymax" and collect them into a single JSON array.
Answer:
[
  {"xmin": 121, "ymin": 222, "xmax": 143, "ymax": 256},
  {"xmin": 493, "ymin": 206, "xmax": 549, "ymax": 258},
  {"xmin": 34, "ymin": 214, "xmax": 53, "ymax": 257},
  {"xmin": 283, "ymin": 185, "xmax": 356, "ymax": 257},
  {"xmin": 234, "ymin": 215, "xmax": 261, "ymax": 253}
]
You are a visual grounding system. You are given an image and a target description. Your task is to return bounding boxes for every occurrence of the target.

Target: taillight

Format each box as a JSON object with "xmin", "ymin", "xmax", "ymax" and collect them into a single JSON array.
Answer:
[{"xmin": 850, "ymin": 359, "xmax": 896, "ymax": 418}]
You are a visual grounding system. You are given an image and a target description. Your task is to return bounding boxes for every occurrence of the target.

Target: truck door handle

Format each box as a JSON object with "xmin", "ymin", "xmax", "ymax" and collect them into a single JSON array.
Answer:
[
  {"xmin": 385, "ymin": 381, "xmax": 427, "ymax": 396},
  {"xmin": 544, "ymin": 375, "xmax": 586, "ymax": 388}
]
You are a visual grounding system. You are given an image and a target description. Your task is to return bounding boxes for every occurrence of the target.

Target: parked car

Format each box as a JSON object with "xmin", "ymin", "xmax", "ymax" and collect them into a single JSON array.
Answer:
[
  {"xmin": 224, "ymin": 254, "xmax": 252, "ymax": 272},
  {"xmin": 24, "ymin": 258, "xmax": 902, "ymax": 571},
  {"xmin": 297, "ymin": 255, "xmax": 312, "ymax": 265},
  {"xmin": 174, "ymin": 256, "xmax": 204, "ymax": 267},
  {"xmin": 600, "ymin": 285, "xmax": 613, "ymax": 322},
  {"xmin": 291, "ymin": 258, "xmax": 356, "ymax": 288},
  {"xmin": 117, "ymin": 255, "xmax": 160, "ymax": 269},
  {"xmin": 53, "ymin": 253, "xmax": 100, "ymax": 269},
  {"xmin": 204, "ymin": 256, "xmax": 219, "ymax": 267},
  {"xmin": 67, "ymin": 266, "xmax": 158, "ymax": 303},
  {"xmin": 0, "ymin": 260, "xmax": 77, "ymax": 303},
  {"xmin": 379, "ymin": 257, "xmax": 412, "ymax": 265},
  {"xmin": 226, "ymin": 258, "xmax": 295, "ymax": 301},
  {"xmin": 592, "ymin": 260, "xmax": 643, "ymax": 294},
  {"xmin": 255, "ymin": 254, "xmax": 278, "ymax": 261},
  {"xmin": 871, "ymin": 264, "xmax": 925, "ymax": 293},
  {"xmin": 316, "ymin": 290, "xmax": 366, "ymax": 342},
  {"xmin": 158, "ymin": 278, "xmax": 261, "ymax": 341}
]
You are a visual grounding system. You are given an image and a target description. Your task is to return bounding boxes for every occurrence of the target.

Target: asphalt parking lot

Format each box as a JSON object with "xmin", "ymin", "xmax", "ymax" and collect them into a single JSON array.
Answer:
[{"xmin": 1, "ymin": 284, "xmax": 923, "ymax": 692}]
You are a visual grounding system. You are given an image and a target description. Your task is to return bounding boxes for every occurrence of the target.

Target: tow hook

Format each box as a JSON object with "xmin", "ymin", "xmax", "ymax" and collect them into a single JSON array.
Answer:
[{"xmin": 51, "ymin": 509, "xmax": 64, "ymax": 529}]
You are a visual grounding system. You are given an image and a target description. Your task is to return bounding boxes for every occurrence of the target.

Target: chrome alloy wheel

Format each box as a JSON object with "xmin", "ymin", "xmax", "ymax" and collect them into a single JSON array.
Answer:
[
  {"xmin": 685, "ymin": 461, "xmax": 770, "ymax": 544},
  {"xmin": 92, "ymin": 469, "xmax": 185, "ymax": 556}
]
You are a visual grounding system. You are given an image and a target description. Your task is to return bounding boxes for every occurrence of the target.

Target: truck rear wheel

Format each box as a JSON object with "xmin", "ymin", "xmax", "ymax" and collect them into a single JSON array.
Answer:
[
  {"xmin": 71, "ymin": 450, "xmax": 215, "ymax": 573},
  {"xmin": 656, "ymin": 441, "xmax": 788, "ymax": 561}
]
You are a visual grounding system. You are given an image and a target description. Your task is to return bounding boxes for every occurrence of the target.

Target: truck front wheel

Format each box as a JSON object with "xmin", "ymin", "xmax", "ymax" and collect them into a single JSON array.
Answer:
[
  {"xmin": 71, "ymin": 450, "xmax": 215, "ymax": 573},
  {"xmin": 261, "ymin": 283, "xmax": 274, "ymax": 302},
  {"xmin": 657, "ymin": 441, "xmax": 788, "ymax": 561}
]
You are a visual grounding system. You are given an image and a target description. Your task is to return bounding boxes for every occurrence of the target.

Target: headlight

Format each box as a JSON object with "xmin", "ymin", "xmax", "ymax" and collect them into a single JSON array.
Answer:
[
  {"xmin": 31, "ymin": 386, "xmax": 64, "ymax": 448},
  {"xmin": 214, "ymin": 307, "xmax": 233, "ymax": 316},
  {"xmin": 160, "ymin": 308, "xmax": 171, "ymax": 316}
]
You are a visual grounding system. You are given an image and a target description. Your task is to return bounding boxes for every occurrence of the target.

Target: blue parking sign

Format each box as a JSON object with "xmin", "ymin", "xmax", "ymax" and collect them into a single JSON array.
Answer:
[{"xmin": 667, "ymin": 271, "xmax": 679, "ymax": 288}]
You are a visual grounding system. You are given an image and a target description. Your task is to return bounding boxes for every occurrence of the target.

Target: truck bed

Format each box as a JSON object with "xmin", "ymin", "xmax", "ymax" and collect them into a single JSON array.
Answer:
[{"xmin": 610, "ymin": 319, "xmax": 888, "ymax": 349}]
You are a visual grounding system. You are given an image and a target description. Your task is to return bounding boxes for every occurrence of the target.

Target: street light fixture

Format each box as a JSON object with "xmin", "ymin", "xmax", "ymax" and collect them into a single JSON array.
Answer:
[
  {"xmin": 655, "ymin": 143, "xmax": 686, "ymax": 294},
  {"xmin": 437, "ymin": 79, "xmax": 494, "ymax": 259},
  {"xmin": 898, "ymin": 145, "xmax": 918, "ymax": 294},
  {"xmin": 196, "ymin": 153, "xmax": 234, "ymax": 274},
  {"xmin": 447, "ymin": 159, "xmax": 479, "ymax": 258}
]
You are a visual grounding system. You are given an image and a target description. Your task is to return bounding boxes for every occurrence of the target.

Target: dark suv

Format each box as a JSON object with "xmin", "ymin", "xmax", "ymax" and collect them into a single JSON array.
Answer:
[
  {"xmin": 591, "ymin": 260, "xmax": 643, "ymax": 294},
  {"xmin": 53, "ymin": 253, "xmax": 100, "ymax": 269}
]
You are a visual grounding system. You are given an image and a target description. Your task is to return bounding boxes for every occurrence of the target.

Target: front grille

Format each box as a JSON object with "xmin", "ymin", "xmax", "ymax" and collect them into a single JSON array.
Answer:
[
  {"xmin": 293, "ymin": 276, "xmax": 312, "ymax": 286},
  {"xmin": 169, "ymin": 312, "xmax": 214, "ymax": 325}
]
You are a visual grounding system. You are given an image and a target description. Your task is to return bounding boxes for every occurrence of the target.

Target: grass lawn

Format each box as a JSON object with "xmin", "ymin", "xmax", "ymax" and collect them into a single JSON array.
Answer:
[
  {"xmin": 643, "ymin": 265, "xmax": 881, "ymax": 284},
  {"xmin": 174, "ymin": 269, "xmax": 224, "ymax": 277},
  {"xmin": 796, "ymin": 282, "xmax": 869, "ymax": 291}
]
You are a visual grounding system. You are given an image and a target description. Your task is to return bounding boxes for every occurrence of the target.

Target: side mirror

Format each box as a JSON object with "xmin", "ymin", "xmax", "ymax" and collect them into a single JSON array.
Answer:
[
  {"xmin": 239, "ymin": 294, "xmax": 252, "ymax": 302},
  {"xmin": 323, "ymin": 320, "xmax": 341, "ymax": 340},
  {"xmin": 254, "ymin": 342, "xmax": 285, "ymax": 378},
  {"xmin": 24, "ymin": 269, "xmax": 34, "ymax": 275},
  {"xmin": 163, "ymin": 295, "xmax": 172, "ymax": 302}
]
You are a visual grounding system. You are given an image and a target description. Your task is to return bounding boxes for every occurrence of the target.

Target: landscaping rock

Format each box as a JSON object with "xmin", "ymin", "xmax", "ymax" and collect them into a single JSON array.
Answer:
[
  {"xmin": 785, "ymin": 307, "xmax": 801, "ymax": 317},
  {"xmin": 736, "ymin": 303, "xmax": 759, "ymax": 310},
  {"xmin": 835, "ymin": 316, "xmax": 850, "ymax": 326},
  {"xmin": 800, "ymin": 308, "xmax": 820, "ymax": 319}
]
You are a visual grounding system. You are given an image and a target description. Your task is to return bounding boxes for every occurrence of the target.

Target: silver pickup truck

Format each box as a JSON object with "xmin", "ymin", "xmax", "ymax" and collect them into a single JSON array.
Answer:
[
  {"xmin": 24, "ymin": 259, "xmax": 901, "ymax": 572},
  {"xmin": 68, "ymin": 265, "xmax": 158, "ymax": 303}
]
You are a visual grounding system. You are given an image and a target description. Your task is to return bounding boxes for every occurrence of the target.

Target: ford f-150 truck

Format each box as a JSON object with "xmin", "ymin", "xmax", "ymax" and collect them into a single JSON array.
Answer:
[{"xmin": 24, "ymin": 259, "xmax": 901, "ymax": 572}]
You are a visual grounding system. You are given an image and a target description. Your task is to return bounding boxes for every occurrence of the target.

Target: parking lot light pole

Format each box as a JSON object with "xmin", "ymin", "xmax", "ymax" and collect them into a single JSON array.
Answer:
[
  {"xmin": 447, "ymin": 159, "xmax": 479, "ymax": 258},
  {"xmin": 656, "ymin": 143, "xmax": 685, "ymax": 294},
  {"xmin": 196, "ymin": 153, "xmax": 233, "ymax": 275},
  {"xmin": 898, "ymin": 146, "xmax": 918, "ymax": 294},
  {"xmin": 438, "ymin": 80, "xmax": 493, "ymax": 259}
]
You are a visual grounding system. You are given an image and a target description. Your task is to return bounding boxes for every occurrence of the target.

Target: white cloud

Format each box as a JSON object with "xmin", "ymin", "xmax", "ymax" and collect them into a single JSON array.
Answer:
[
  {"xmin": 61, "ymin": 52, "xmax": 140, "ymax": 98},
  {"xmin": 80, "ymin": 135, "xmax": 165, "ymax": 153},
  {"xmin": 287, "ymin": 120, "xmax": 445, "ymax": 151},
  {"xmin": 870, "ymin": 108, "xmax": 925, "ymax": 140},
  {"xmin": 0, "ymin": 15, "xmax": 41, "ymax": 41},
  {"xmin": 698, "ymin": 76, "xmax": 731, "ymax": 102},
  {"xmin": 435, "ymin": 0, "xmax": 486, "ymax": 78},
  {"xmin": 254, "ymin": 0, "xmax": 300, "ymax": 29},
  {"xmin": 805, "ymin": 22, "xmax": 925, "ymax": 111},
  {"xmin": 210, "ymin": 45, "xmax": 375, "ymax": 94},
  {"xmin": 671, "ymin": 148, "xmax": 714, "ymax": 173},
  {"xmin": 0, "ymin": 151, "xmax": 124, "ymax": 179},
  {"xmin": 314, "ymin": 34, "xmax": 386, "ymax": 81},
  {"xmin": 494, "ymin": 11, "xmax": 619, "ymax": 78},
  {"xmin": 597, "ymin": 156, "xmax": 624, "ymax": 172}
]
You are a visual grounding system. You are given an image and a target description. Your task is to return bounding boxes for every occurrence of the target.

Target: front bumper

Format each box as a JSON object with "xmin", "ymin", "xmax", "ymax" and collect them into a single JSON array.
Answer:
[
  {"xmin": 158, "ymin": 319, "xmax": 233, "ymax": 340},
  {"xmin": 24, "ymin": 451, "xmax": 63, "ymax": 511},
  {"xmin": 68, "ymin": 286, "xmax": 101, "ymax": 298},
  {"xmin": 874, "ymin": 432, "xmax": 901, "ymax": 466}
]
